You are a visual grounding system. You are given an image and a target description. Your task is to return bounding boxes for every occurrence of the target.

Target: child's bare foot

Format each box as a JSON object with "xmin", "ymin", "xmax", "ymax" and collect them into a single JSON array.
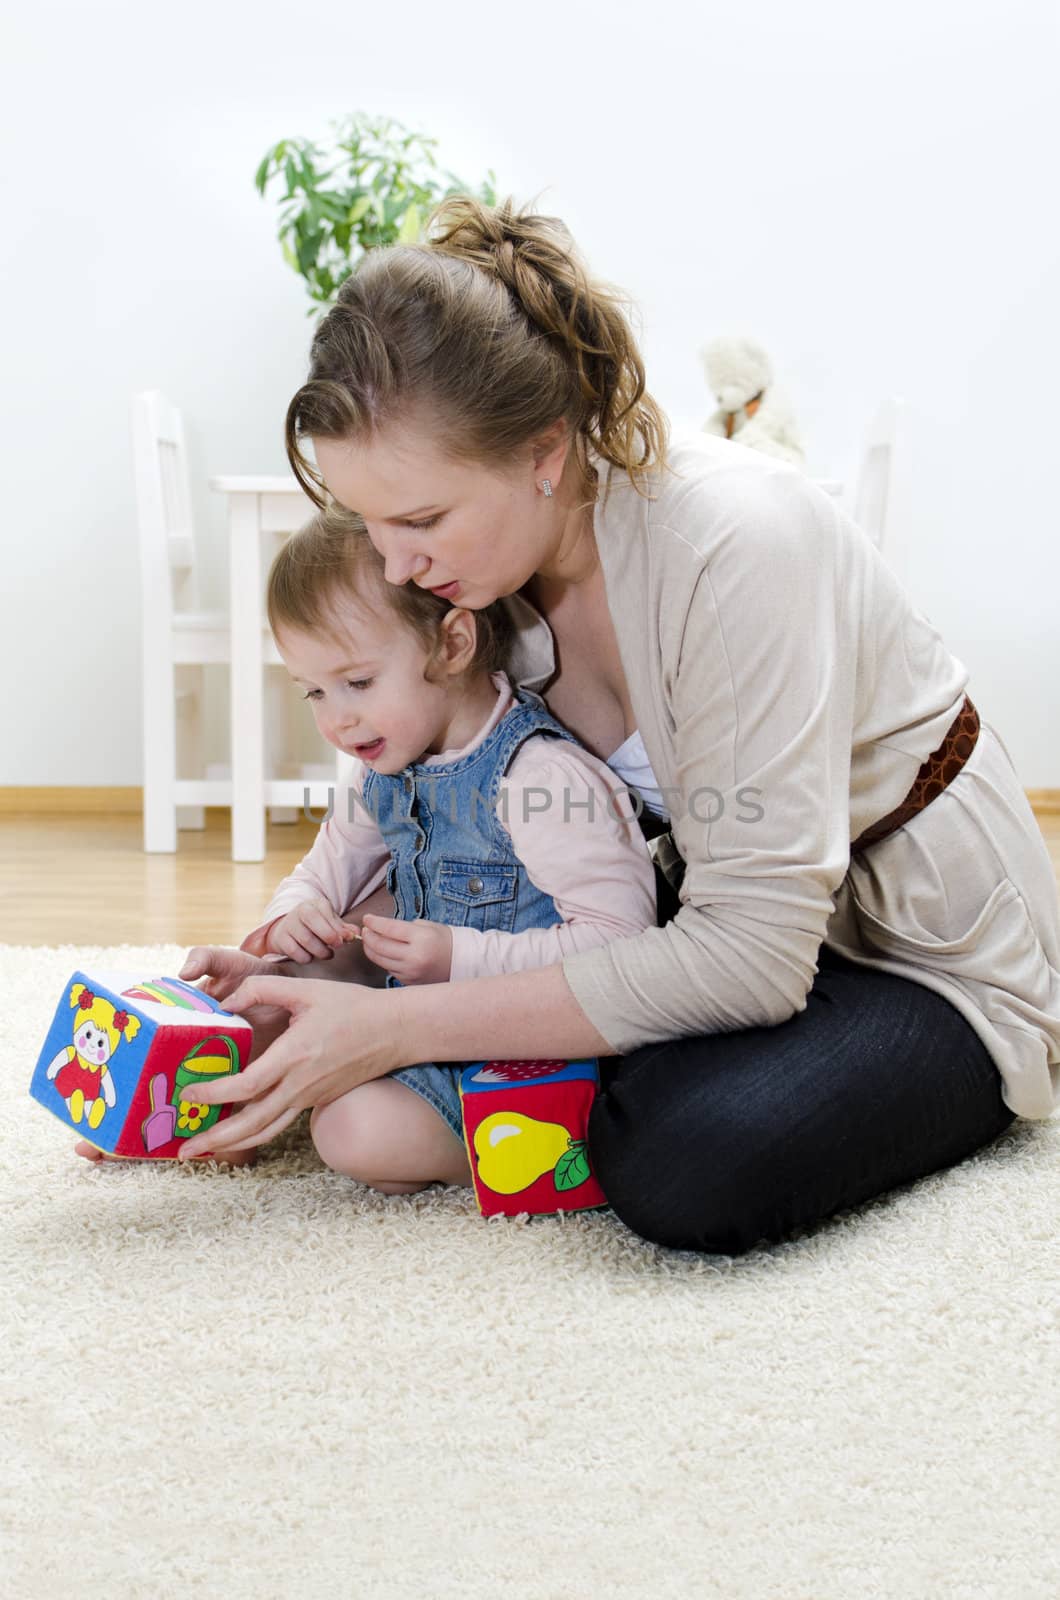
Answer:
[
  {"xmin": 73, "ymin": 1138, "xmax": 257, "ymax": 1167},
  {"xmin": 195, "ymin": 1145, "xmax": 258, "ymax": 1168},
  {"xmin": 74, "ymin": 1139, "xmax": 116, "ymax": 1162}
]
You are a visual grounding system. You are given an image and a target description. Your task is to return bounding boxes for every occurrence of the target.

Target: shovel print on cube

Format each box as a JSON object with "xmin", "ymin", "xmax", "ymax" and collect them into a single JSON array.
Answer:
[{"xmin": 141, "ymin": 1073, "xmax": 177, "ymax": 1152}]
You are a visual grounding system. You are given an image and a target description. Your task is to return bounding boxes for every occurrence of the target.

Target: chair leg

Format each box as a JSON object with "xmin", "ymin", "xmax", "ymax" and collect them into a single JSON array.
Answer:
[
  {"xmin": 265, "ymin": 667, "xmax": 298, "ymax": 824},
  {"xmin": 229, "ymin": 496, "xmax": 267, "ymax": 862},
  {"xmin": 175, "ymin": 677, "xmax": 206, "ymax": 830},
  {"xmin": 143, "ymin": 660, "xmax": 178, "ymax": 853}
]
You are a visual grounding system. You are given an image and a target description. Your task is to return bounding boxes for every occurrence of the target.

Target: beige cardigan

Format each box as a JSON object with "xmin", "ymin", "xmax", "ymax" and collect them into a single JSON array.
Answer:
[{"xmin": 502, "ymin": 431, "xmax": 1060, "ymax": 1120}]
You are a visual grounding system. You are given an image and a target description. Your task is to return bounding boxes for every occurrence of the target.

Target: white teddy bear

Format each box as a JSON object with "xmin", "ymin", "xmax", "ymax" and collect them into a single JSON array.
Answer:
[{"xmin": 701, "ymin": 335, "xmax": 806, "ymax": 467}]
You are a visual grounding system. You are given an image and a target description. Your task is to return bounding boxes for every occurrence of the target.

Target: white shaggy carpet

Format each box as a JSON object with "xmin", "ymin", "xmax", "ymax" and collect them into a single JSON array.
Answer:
[{"xmin": 5, "ymin": 943, "xmax": 1059, "ymax": 1600}]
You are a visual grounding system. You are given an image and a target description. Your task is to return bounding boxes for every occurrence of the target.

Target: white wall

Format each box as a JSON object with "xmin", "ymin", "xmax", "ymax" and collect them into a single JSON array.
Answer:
[{"xmin": 3, "ymin": 0, "xmax": 1058, "ymax": 786}]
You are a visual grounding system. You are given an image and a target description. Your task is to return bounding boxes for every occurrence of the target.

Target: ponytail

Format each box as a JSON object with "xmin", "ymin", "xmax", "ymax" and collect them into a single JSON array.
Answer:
[{"xmin": 286, "ymin": 194, "xmax": 668, "ymax": 506}]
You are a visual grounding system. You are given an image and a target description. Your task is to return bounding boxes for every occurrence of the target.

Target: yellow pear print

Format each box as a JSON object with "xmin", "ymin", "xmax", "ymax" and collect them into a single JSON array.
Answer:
[{"xmin": 473, "ymin": 1110, "xmax": 592, "ymax": 1196}]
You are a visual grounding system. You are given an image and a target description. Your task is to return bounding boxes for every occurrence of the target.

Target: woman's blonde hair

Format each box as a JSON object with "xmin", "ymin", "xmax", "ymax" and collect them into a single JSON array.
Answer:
[
  {"xmin": 284, "ymin": 194, "xmax": 669, "ymax": 507},
  {"xmin": 267, "ymin": 502, "xmax": 514, "ymax": 682}
]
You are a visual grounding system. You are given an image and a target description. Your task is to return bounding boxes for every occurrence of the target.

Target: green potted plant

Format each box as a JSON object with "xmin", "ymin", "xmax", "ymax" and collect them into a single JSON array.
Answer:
[{"xmin": 255, "ymin": 112, "xmax": 497, "ymax": 312}]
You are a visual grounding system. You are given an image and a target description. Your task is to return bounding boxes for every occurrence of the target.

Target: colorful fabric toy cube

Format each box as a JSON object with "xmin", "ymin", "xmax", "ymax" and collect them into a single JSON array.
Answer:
[
  {"xmin": 29, "ymin": 971, "xmax": 251, "ymax": 1159},
  {"xmin": 458, "ymin": 1058, "xmax": 608, "ymax": 1218}
]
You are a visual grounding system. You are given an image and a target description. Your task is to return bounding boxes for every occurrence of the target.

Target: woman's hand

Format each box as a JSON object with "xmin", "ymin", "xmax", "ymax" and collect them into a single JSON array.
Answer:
[
  {"xmin": 359, "ymin": 915, "xmax": 453, "ymax": 985},
  {"xmin": 174, "ymin": 974, "xmax": 405, "ymax": 1163},
  {"xmin": 178, "ymin": 946, "xmax": 280, "ymax": 1004},
  {"xmin": 179, "ymin": 947, "xmax": 295, "ymax": 1048}
]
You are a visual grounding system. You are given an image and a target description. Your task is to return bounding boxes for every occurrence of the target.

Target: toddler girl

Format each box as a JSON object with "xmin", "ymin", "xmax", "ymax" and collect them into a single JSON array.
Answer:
[{"xmin": 238, "ymin": 502, "xmax": 656, "ymax": 1193}]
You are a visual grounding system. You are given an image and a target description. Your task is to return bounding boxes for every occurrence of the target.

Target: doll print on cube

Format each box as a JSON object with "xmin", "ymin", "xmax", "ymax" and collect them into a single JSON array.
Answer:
[{"xmin": 29, "ymin": 974, "xmax": 251, "ymax": 1159}]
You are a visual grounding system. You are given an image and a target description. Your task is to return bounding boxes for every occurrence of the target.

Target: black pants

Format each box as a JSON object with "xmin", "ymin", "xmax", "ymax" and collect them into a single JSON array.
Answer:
[{"xmin": 587, "ymin": 864, "xmax": 1016, "ymax": 1256}]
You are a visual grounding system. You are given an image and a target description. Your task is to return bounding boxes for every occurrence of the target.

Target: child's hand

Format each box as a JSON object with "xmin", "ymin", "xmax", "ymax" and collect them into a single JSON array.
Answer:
[
  {"xmin": 266, "ymin": 898, "xmax": 355, "ymax": 963},
  {"xmin": 359, "ymin": 915, "xmax": 453, "ymax": 985}
]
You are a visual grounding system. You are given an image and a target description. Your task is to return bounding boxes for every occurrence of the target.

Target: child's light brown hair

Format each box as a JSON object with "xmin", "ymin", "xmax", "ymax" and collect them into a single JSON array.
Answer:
[{"xmin": 267, "ymin": 501, "xmax": 514, "ymax": 682}]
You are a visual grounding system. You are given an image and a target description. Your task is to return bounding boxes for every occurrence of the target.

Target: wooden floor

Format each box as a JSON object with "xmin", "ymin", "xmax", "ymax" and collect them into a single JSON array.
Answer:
[
  {"xmin": 0, "ymin": 810, "xmax": 323, "ymax": 947},
  {"xmin": 2, "ymin": 807, "xmax": 1059, "ymax": 949}
]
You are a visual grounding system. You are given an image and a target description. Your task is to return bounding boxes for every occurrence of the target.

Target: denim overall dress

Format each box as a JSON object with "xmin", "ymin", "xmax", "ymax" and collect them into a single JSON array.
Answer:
[{"xmin": 360, "ymin": 687, "xmax": 582, "ymax": 1140}]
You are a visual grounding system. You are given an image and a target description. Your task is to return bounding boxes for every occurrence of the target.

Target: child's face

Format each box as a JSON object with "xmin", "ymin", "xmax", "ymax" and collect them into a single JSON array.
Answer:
[{"xmin": 277, "ymin": 601, "xmax": 458, "ymax": 773}]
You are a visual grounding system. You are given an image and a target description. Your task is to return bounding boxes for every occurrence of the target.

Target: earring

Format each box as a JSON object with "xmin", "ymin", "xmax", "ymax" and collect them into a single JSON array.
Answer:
[{"xmin": 540, "ymin": 479, "xmax": 553, "ymax": 498}]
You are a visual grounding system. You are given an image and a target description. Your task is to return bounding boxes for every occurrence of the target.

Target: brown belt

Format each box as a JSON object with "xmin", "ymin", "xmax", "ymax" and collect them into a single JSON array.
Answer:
[
  {"xmin": 635, "ymin": 693, "xmax": 981, "ymax": 890},
  {"xmin": 851, "ymin": 695, "xmax": 980, "ymax": 854}
]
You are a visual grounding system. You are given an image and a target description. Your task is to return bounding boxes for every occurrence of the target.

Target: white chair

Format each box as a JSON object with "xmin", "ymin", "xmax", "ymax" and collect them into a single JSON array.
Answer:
[
  {"xmin": 132, "ymin": 391, "xmax": 323, "ymax": 854},
  {"xmin": 843, "ymin": 395, "xmax": 910, "ymax": 582},
  {"xmin": 134, "ymin": 391, "xmax": 224, "ymax": 851}
]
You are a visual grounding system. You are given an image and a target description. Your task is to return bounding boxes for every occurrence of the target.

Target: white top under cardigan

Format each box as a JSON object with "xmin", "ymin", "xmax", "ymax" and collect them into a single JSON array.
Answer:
[
  {"xmin": 607, "ymin": 729, "xmax": 669, "ymax": 820},
  {"xmin": 501, "ymin": 431, "xmax": 1060, "ymax": 1120}
]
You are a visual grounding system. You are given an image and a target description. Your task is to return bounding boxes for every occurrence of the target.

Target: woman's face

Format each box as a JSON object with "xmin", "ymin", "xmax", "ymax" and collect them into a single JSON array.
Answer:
[{"xmin": 313, "ymin": 418, "xmax": 565, "ymax": 609}]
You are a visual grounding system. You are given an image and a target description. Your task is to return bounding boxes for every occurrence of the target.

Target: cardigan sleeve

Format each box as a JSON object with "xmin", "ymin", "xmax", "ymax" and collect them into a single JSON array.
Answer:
[{"xmin": 558, "ymin": 477, "xmax": 858, "ymax": 1051}]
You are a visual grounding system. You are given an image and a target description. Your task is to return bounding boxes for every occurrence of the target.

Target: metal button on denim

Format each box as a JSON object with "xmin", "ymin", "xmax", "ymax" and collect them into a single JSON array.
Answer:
[
  {"xmin": 467, "ymin": 876, "xmax": 484, "ymax": 895},
  {"xmin": 403, "ymin": 776, "xmax": 413, "ymax": 794}
]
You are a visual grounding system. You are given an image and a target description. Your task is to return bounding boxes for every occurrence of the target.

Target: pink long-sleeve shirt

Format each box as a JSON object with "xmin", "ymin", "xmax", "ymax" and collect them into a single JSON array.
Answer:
[{"xmin": 240, "ymin": 673, "xmax": 657, "ymax": 979}]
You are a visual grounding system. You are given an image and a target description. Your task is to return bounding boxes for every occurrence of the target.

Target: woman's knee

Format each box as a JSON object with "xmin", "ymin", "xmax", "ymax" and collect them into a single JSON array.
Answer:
[
  {"xmin": 588, "ymin": 1020, "xmax": 1016, "ymax": 1256},
  {"xmin": 588, "ymin": 1048, "xmax": 777, "ymax": 1256}
]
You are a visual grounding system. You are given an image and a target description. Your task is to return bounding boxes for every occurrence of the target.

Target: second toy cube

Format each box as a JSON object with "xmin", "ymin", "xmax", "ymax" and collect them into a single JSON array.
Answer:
[{"xmin": 459, "ymin": 1058, "xmax": 608, "ymax": 1218}]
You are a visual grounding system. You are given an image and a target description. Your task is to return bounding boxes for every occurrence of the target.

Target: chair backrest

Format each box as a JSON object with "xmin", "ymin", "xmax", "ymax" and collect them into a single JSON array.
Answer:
[
  {"xmin": 848, "ymin": 396, "xmax": 906, "ymax": 558},
  {"xmin": 131, "ymin": 390, "xmax": 198, "ymax": 616}
]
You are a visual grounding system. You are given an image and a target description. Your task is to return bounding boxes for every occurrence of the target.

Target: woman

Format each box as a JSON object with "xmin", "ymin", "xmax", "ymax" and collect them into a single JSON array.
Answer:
[{"xmin": 178, "ymin": 196, "xmax": 1060, "ymax": 1254}]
